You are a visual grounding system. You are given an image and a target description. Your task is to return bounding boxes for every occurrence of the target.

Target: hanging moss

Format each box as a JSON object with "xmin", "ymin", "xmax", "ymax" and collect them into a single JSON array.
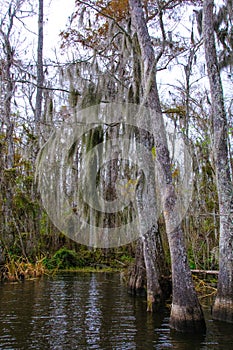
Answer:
[
  {"xmin": 68, "ymin": 140, "xmax": 78, "ymax": 160},
  {"xmin": 86, "ymin": 126, "xmax": 104, "ymax": 153},
  {"xmin": 48, "ymin": 98, "xmax": 53, "ymax": 118},
  {"xmin": 69, "ymin": 87, "xmax": 80, "ymax": 108},
  {"xmin": 127, "ymin": 84, "xmax": 134, "ymax": 103},
  {"xmin": 80, "ymin": 82, "xmax": 102, "ymax": 109}
]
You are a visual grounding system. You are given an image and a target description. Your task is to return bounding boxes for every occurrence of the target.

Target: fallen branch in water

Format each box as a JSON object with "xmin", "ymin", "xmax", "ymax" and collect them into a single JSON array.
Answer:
[
  {"xmin": 191, "ymin": 269, "xmax": 219, "ymax": 275},
  {"xmin": 192, "ymin": 274, "xmax": 217, "ymax": 299}
]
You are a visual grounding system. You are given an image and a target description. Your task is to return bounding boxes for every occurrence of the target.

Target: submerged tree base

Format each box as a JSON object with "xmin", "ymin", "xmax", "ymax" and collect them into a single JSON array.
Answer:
[
  {"xmin": 146, "ymin": 291, "xmax": 164, "ymax": 312},
  {"xmin": 212, "ymin": 297, "xmax": 233, "ymax": 323},
  {"xmin": 127, "ymin": 264, "xmax": 147, "ymax": 297},
  {"xmin": 170, "ymin": 304, "xmax": 206, "ymax": 333}
]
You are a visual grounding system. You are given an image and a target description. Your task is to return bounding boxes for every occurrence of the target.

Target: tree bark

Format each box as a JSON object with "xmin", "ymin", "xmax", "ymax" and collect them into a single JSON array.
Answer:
[
  {"xmin": 35, "ymin": 0, "xmax": 44, "ymax": 131},
  {"xmin": 128, "ymin": 238, "xmax": 146, "ymax": 296},
  {"xmin": 129, "ymin": 0, "xmax": 206, "ymax": 332},
  {"xmin": 0, "ymin": 4, "xmax": 16, "ymax": 241},
  {"xmin": 203, "ymin": 0, "xmax": 233, "ymax": 323},
  {"xmin": 135, "ymin": 164, "xmax": 168, "ymax": 310},
  {"xmin": 127, "ymin": 36, "xmax": 170, "ymax": 310}
]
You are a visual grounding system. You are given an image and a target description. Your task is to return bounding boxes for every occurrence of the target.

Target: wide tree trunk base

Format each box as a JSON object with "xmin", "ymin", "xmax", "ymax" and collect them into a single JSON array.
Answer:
[
  {"xmin": 170, "ymin": 304, "xmax": 206, "ymax": 333},
  {"xmin": 212, "ymin": 297, "xmax": 233, "ymax": 323},
  {"xmin": 127, "ymin": 238, "xmax": 146, "ymax": 297},
  {"xmin": 127, "ymin": 272, "xmax": 146, "ymax": 297},
  {"xmin": 127, "ymin": 262, "xmax": 147, "ymax": 297}
]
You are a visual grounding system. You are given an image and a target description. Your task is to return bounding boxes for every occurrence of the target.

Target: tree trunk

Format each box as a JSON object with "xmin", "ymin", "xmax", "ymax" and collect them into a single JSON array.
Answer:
[
  {"xmin": 129, "ymin": 0, "xmax": 206, "ymax": 332},
  {"xmin": 134, "ymin": 127, "xmax": 170, "ymax": 309},
  {"xmin": 32, "ymin": 0, "xmax": 44, "ymax": 251},
  {"xmin": 0, "ymin": 7, "xmax": 15, "ymax": 243},
  {"xmin": 35, "ymin": 0, "xmax": 44, "ymax": 131},
  {"xmin": 203, "ymin": 0, "xmax": 233, "ymax": 323},
  {"xmin": 136, "ymin": 164, "xmax": 168, "ymax": 310},
  {"xmin": 128, "ymin": 238, "xmax": 146, "ymax": 296},
  {"xmin": 142, "ymin": 226, "xmax": 170, "ymax": 310},
  {"xmin": 128, "ymin": 49, "xmax": 169, "ymax": 309}
]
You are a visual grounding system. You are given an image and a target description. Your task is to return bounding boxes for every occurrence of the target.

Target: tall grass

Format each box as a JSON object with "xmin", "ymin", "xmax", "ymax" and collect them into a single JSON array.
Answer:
[{"xmin": 1, "ymin": 256, "xmax": 47, "ymax": 282}]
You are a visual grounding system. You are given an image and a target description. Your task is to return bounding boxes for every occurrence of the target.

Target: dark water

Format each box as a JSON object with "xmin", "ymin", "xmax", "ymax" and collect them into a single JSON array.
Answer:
[{"xmin": 0, "ymin": 273, "xmax": 232, "ymax": 350}]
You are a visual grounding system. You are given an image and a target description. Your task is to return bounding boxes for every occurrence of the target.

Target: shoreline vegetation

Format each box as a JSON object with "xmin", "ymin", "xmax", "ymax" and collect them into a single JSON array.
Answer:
[
  {"xmin": 0, "ymin": 246, "xmax": 134, "ymax": 282},
  {"xmin": 0, "ymin": 247, "xmax": 218, "ymax": 303}
]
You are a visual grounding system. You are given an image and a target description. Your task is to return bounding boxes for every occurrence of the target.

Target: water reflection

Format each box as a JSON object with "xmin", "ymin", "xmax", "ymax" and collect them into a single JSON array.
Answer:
[
  {"xmin": 0, "ymin": 273, "xmax": 233, "ymax": 349},
  {"xmin": 85, "ymin": 274, "xmax": 102, "ymax": 348}
]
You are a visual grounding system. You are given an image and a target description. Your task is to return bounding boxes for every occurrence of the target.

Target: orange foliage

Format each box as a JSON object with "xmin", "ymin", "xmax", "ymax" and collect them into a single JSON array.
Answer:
[
  {"xmin": 63, "ymin": 0, "xmax": 201, "ymax": 50},
  {"xmin": 96, "ymin": 0, "xmax": 129, "ymax": 22},
  {"xmin": 61, "ymin": 0, "xmax": 129, "ymax": 50}
]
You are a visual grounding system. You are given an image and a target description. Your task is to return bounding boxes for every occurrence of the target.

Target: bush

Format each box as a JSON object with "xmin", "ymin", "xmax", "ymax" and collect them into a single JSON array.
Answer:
[{"xmin": 44, "ymin": 248, "xmax": 85, "ymax": 270}]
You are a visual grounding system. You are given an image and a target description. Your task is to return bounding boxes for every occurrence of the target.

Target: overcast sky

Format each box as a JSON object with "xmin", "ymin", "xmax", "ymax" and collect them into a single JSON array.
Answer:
[
  {"xmin": 30, "ymin": 0, "xmax": 231, "ymax": 104},
  {"xmin": 43, "ymin": 0, "xmax": 75, "ymax": 58}
]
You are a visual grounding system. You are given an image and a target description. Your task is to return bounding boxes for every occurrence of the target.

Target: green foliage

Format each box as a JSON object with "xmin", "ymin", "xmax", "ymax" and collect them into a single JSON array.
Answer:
[
  {"xmin": 42, "ymin": 245, "xmax": 135, "ymax": 271},
  {"xmin": 44, "ymin": 248, "xmax": 85, "ymax": 270},
  {"xmin": 188, "ymin": 248, "xmax": 196, "ymax": 270},
  {"xmin": 119, "ymin": 254, "xmax": 134, "ymax": 264}
]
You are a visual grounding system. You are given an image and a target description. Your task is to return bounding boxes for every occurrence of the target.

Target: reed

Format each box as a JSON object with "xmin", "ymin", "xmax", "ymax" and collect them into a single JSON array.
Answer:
[{"xmin": 1, "ymin": 256, "xmax": 47, "ymax": 282}]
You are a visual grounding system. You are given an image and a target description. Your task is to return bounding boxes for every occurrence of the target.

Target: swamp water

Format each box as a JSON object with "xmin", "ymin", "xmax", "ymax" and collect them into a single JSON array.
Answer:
[{"xmin": 0, "ymin": 272, "xmax": 232, "ymax": 349}]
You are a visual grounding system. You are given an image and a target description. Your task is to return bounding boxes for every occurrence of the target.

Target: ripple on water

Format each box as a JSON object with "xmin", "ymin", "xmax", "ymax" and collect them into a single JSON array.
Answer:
[{"xmin": 0, "ymin": 273, "xmax": 232, "ymax": 350}]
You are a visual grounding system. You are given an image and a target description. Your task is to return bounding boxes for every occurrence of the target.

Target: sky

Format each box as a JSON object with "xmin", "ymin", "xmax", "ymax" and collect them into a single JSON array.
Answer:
[
  {"xmin": 18, "ymin": 0, "xmax": 231, "ymax": 108},
  {"xmin": 20, "ymin": 0, "xmax": 75, "ymax": 61},
  {"xmin": 43, "ymin": 0, "xmax": 75, "ymax": 57}
]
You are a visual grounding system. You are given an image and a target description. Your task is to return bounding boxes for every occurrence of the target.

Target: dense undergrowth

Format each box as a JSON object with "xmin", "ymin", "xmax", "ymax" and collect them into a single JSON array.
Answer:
[
  {"xmin": 0, "ymin": 245, "xmax": 135, "ymax": 282},
  {"xmin": 0, "ymin": 244, "xmax": 218, "ymax": 306}
]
